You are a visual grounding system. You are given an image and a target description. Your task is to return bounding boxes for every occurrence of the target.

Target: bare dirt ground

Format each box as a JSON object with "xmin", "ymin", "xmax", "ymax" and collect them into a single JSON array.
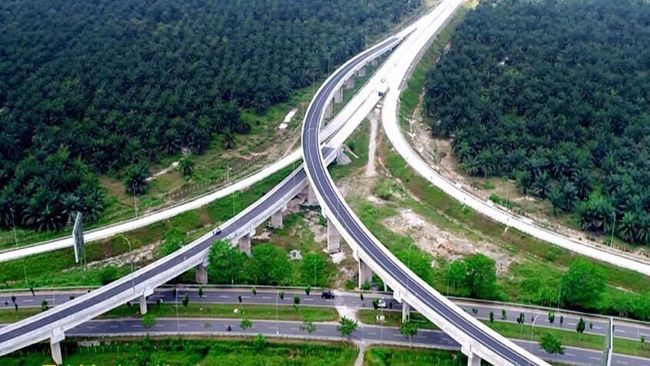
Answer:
[
  {"xmin": 366, "ymin": 112, "xmax": 379, "ymax": 177},
  {"xmin": 383, "ymin": 208, "xmax": 513, "ymax": 274},
  {"xmin": 84, "ymin": 243, "xmax": 158, "ymax": 269}
]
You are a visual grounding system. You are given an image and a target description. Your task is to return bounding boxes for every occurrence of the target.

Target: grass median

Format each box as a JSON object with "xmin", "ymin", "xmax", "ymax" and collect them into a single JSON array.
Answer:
[
  {"xmin": 2, "ymin": 338, "xmax": 358, "ymax": 366},
  {"xmin": 0, "ymin": 303, "xmax": 338, "ymax": 324},
  {"xmin": 366, "ymin": 346, "xmax": 465, "ymax": 366},
  {"xmin": 106, "ymin": 303, "xmax": 339, "ymax": 322}
]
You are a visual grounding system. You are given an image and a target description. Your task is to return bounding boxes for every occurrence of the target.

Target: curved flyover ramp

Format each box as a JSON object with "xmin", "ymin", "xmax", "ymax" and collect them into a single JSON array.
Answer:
[{"xmin": 300, "ymin": 18, "xmax": 551, "ymax": 366}]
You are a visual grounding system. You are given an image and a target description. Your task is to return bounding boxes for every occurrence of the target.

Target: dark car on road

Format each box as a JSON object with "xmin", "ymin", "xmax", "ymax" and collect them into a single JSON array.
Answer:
[{"xmin": 321, "ymin": 290, "xmax": 335, "ymax": 300}]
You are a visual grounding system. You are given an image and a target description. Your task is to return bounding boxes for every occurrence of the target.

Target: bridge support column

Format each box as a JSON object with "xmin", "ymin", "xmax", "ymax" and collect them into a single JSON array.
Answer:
[
  {"xmin": 325, "ymin": 100, "xmax": 333, "ymax": 118},
  {"xmin": 345, "ymin": 77, "xmax": 354, "ymax": 89},
  {"xmin": 336, "ymin": 148, "xmax": 351, "ymax": 165},
  {"xmin": 303, "ymin": 185, "xmax": 319, "ymax": 207},
  {"xmin": 238, "ymin": 233, "xmax": 252, "ymax": 256},
  {"xmin": 402, "ymin": 302, "xmax": 410, "ymax": 322},
  {"xmin": 466, "ymin": 353, "xmax": 481, "ymax": 366},
  {"xmin": 327, "ymin": 218, "xmax": 340, "ymax": 253},
  {"xmin": 270, "ymin": 205, "xmax": 286, "ymax": 229},
  {"xmin": 334, "ymin": 88, "xmax": 343, "ymax": 103},
  {"xmin": 50, "ymin": 341, "xmax": 62, "ymax": 365},
  {"xmin": 371, "ymin": 59, "xmax": 378, "ymax": 67},
  {"xmin": 358, "ymin": 259, "xmax": 372, "ymax": 288},
  {"xmin": 195, "ymin": 257, "xmax": 209, "ymax": 285},
  {"xmin": 139, "ymin": 294, "xmax": 148, "ymax": 315},
  {"xmin": 50, "ymin": 328, "xmax": 65, "ymax": 365},
  {"xmin": 357, "ymin": 66, "xmax": 366, "ymax": 77}
]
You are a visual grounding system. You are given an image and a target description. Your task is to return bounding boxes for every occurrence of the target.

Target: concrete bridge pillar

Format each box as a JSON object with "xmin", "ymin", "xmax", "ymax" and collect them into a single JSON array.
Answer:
[
  {"xmin": 269, "ymin": 205, "xmax": 286, "ymax": 229},
  {"xmin": 50, "ymin": 341, "xmax": 63, "ymax": 365},
  {"xmin": 195, "ymin": 257, "xmax": 209, "ymax": 285},
  {"xmin": 303, "ymin": 185, "xmax": 319, "ymax": 207},
  {"xmin": 336, "ymin": 148, "xmax": 351, "ymax": 165},
  {"xmin": 462, "ymin": 346, "xmax": 481, "ymax": 366},
  {"xmin": 345, "ymin": 77, "xmax": 354, "ymax": 89},
  {"xmin": 357, "ymin": 66, "xmax": 366, "ymax": 77},
  {"xmin": 139, "ymin": 293, "xmax": 148, "ymax": 314},
  {"xmin": 334, "ymin": 88, "xmax": 343, "ymax": 103},
  {"xmin": 402, "ymin": 302, "xmax": 410, "ymax": 322},
  {"xmin": 238, "ymin": 233, "xmax": 252, "ymax": 256},
  {"xmin": 467, "ymin": 353, "xmax": 481, "ymax": 366},
  {"xmin": 139, "ymin": 287, "xmax": 154, "ymax": 315},
  {"xmin": 358, "ymin": 259, "xmax": 373, "ymax": 288},
  {"xmin": 325, "ymin": 100, "xmax": 333, "ymax": 119},
  {"xmin": 327, "ymin": 218, "xmax": 340, "ymax": 253},
  {"xmin": 371, "ymin": 59, "xmax": 378, "ymax": 67},
  {"xmin": 50, "ymin": 328, "xmax": 65, "ymax": 365}
]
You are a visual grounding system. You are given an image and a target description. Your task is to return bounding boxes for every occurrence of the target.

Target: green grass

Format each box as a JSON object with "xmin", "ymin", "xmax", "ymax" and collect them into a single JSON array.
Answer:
[
  {"xmin": 0, "ymin": 307, "xmax": 40, "ymax": 323},
  {"xmin": 0, "ymin": 163, "xmax": 298, "ymax": 289},
  {"xmin": 1, "ymin": 338, "xmax": 358, "ymax": 366},
  {"xmin": 0, "ymin": 303, "xmax": 338, "ymax": 324},
  {"xmin": 357, "ymin": 309, "xmax": 438, "ymax": 330},
  {"xmin": 107, "ymin": 303, "xmax": 339, "ymax": 322},
  {"xmin": 365, "ymin": 346, "xmax": 465, "ymax": 366}
]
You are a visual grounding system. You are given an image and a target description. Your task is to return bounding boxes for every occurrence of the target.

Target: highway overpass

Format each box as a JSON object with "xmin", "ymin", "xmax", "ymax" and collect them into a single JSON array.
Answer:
[{"xmin": 300, "ymin": 0, "xmax": 550, "ymax": 364}]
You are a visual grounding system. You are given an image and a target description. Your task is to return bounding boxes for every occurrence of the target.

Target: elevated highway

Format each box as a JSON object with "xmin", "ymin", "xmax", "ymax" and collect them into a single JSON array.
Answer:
[{"xmin": 300, "ymin": 0, "xmax": 550, "ymax": 364}]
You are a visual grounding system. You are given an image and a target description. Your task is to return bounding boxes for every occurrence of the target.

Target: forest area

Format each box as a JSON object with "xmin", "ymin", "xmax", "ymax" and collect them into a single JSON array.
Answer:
[
  {"xmin": 0, "ymin": 0, "xmax": 421, "ymax": 232},
  {"xmin": 424, "ymin": 0, "xmax": 650, "ymax": 245}
]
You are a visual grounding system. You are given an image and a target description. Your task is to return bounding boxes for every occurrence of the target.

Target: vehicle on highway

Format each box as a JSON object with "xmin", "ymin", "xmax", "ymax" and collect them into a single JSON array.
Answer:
[
  {"xmin": 213, "ymin": 227, "xmax": 222, "ymax": 236},
  {"xmin": 321, "ymin": 290, "xmax": 335, "ymax": 300}
]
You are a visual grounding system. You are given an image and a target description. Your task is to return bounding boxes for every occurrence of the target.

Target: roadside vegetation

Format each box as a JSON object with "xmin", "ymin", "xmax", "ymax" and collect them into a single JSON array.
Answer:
[
  {"xmin": 106, "ymin": 303, "xmax": 338, "ymax": 323},
  {"xmin": 0, "ymin": 164, "xmax": 298, "ymax": 289},
  {"xmin": 365, "ymin": 346, "xmax": 465, "ymax": 366},
  {"xmin": 424, "ymin": 0, "xmax": 650, "ymax": 246},
  {"xmin": 1, "ymin": 338, "xmax": 358, "ymax": 366}
]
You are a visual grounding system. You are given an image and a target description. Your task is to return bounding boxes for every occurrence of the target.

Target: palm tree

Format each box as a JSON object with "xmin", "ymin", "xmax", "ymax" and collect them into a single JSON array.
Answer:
[
  {"xmin": 223, "ymin": 127, "xmax": 236, "ymax": 149},
  {"xmin": 124, "ymin": 164, "xmax": 149, "ymax": 195},
  {"xmin": 617, "ymin": 212, "xmax": 636, "ymax": 243},
  {"xmin": 179, "ymin": 156, "xmax": 195, "ymax": 177}
]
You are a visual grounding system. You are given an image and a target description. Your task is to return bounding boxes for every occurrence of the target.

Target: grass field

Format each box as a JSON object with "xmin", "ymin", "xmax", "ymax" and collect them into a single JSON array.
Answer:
[
  {"xmin": 365, "ymin": 346, "xmax": 465, "ymax": 366},
  {"xmin": 2, "ymin": 338, "xmax": 358, "ymax": 366},
  {"xmin": 106, "ymin": 303, "xmax": 339, "ymax": 322}
]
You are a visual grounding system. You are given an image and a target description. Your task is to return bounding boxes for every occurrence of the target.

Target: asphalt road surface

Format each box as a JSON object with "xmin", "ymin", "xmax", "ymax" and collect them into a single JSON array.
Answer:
[
  {"xmin": 58, "ymin": 318, "xmax": 650, "ymax": 366},
  {"xmin": 4, "ymin": 288, "xmax": 648, "ymax": 342}
]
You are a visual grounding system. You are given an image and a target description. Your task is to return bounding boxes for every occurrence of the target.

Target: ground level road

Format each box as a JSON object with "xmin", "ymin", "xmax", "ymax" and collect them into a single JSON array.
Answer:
[
  {"xmin": 3, "ymin": 287, "xmax": 648, "ymax": 342},
  {"xmin": 5, "ymin": 317, "xmax": 647, "ymax": 366}
]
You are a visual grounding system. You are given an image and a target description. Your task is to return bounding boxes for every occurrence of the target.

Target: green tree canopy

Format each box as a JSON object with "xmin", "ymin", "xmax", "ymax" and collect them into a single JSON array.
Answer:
[
  {"xmin": 561, "ymin": 259, "xmax": 605, "ymax": 309},
  {"xmin": 337, "ymin": 316, "xmax": 358, "ymax": 338},
  {"xmin": 207, "ymin": 240, "xmax": 247, "ymax": 284},
  {"xmin": 424, "ymin": 0, "xmax": 650, "ymax": 245},
  {"xmin": 540, "ymin": 333, "xmax": 564, "ymax": 355},
  {"xmin": 247, "ymin": 244, "xmax": 291, "ymax": 285}
]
